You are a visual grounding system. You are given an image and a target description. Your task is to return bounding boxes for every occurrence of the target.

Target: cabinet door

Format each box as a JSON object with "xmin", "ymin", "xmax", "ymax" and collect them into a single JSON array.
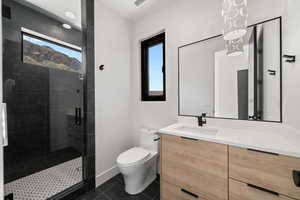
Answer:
[
  {"xmin": 229, "ymin": 146, "xmax": 300, "ymax": 200},
  {"xmin": 161, "ymin": 134, "xmax": 228, "ymax": 200},
  {"xmin": 229, "ymin": 179, "xmax": 294, "ymax": 200}
]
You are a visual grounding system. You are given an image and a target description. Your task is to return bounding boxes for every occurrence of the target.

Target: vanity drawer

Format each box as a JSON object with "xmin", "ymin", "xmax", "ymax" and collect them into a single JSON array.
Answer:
[
  {"xmin": 161, "ymin": 181, "xmax": 207, "ymax": 200},
  {"xmin": 229, "ymin": 179, "xmax": 293, "ymax": 200},
  {"xmin": 229, "ymin": 146, "xmax": 300, "ymax": 199},
  {"xmin": 161, "ymin": 134, "xmax": 228, "ymax": 200}
]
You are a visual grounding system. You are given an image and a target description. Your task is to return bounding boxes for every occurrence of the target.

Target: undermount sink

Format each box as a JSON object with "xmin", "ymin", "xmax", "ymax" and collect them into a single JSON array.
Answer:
[{"xmin": 175, "ymin": 125, "xmax": 218, "ymax": 136}]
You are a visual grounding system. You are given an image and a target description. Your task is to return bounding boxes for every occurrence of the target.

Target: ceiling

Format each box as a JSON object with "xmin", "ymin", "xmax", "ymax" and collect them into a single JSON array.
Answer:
[
  {"xmin": 98, "ymin": 0, "xmax": 177, "ymax": 22},
  {"xmin": 16, "ymin": 0, "xmax": 81, "ymax": 29},
  {"xmin": 16, "ymin": 0, "xmax": 177, "ymax": 28}
]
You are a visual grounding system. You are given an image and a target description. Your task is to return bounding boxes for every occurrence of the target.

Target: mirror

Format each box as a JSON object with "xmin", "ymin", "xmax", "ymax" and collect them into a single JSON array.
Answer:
[{"xmin": 179, "ymin": 18, "xmax": 282, "ymax": 122}]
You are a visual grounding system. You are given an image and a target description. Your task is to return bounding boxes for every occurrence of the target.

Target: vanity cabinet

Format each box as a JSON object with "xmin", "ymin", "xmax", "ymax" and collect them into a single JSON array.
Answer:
[
  {"xmin": 160, "ymin": 134, "xmax": 300, "ymax": 200},
  {"xmin": 229, "ymin": 146, "xmax": 300, "ymax": 200},
  {"xmin": 161, "ymin": 134, "xmax": 228, "ymax": 200}
]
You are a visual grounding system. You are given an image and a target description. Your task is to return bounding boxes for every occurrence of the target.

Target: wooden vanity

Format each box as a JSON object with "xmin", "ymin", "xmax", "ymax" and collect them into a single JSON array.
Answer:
[{"xmin": 160, "ymin": 134, "xmax": 300, "ymax": 200}]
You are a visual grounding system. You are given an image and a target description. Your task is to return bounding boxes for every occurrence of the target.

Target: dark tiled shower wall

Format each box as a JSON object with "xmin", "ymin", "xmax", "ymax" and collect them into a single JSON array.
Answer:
[
  {"xmin": 2, "ymin": 0, "xmax": 96, "ymax": 192},
  {"xmin": 2, "ymin": 0, "xmax": 87, "ymax": 183}
]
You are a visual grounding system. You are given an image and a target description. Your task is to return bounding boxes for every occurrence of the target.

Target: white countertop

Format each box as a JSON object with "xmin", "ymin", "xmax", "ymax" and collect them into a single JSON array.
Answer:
[{"xmin": 159, "ymin": 123, "xmax": 300, "ymax": 158}]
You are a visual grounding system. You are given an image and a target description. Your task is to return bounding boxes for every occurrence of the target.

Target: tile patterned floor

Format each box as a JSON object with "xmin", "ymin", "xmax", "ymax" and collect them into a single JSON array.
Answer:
[
  {"xmin": 76, "ymin": 174, "xmax": 160, "ymax": 200},
  {"xmin": 5, "ymin": 157, "xmax": 82, "ymax": 200}
]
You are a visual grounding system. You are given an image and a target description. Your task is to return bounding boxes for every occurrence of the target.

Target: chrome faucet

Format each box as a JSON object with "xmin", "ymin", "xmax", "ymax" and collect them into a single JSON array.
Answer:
[{"xmin": 197, "ymin": 113, "xmax": 207, "ymax": 127}]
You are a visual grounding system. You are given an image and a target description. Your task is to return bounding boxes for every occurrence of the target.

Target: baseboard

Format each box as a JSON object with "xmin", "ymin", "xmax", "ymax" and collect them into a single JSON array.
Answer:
[{"xmin": 95, "ymin": 165, "xmax": 120, "ymax": 187}]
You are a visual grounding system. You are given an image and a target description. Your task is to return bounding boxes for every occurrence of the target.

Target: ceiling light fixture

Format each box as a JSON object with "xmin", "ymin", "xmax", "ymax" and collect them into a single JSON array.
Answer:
[
  {"xmin": 226, "ymin": 37, "xmax": 244, "ymax": 56},
  {"xmin": 62, "ymin": 24, "xmax": 72, "ymax": 30},
  {"xmin": 65, "ymin": 11, "xmax": 76, "ymax": 19},
  {"xmin": 222, "ymin": 0, "xmax": 248, "ymax": 41},
  {"xmin": 134, "ymin": 0, "xmax": 147, "ymax": 7}
]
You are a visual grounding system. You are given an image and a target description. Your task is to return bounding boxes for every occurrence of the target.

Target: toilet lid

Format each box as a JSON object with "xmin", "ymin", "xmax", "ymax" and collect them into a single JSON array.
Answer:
[{"xmin": 117, "ymin": 147, "xmax": 150, "ymax": 166}]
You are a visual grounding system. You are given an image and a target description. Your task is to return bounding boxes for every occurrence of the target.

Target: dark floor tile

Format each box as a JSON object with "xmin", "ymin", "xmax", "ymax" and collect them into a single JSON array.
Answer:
[
  {"xmin": 80, "ymin": 174, "xmax": 160, "ymax": 200},
  {"xmin": 95, "ymin": 193, "xmax": 111, "ymax": 200},
  {"xmin": 108, "ymin": 174, "xmax": 123, "ymax": 183},
  {"xmin": 104, "ymin": 181, "xmax": 150, "ymax": 200},
  {"xmin": 112, "ymin": 174, "xmax": 124, "ymax": 185},
  {"xmin": 76, "ymin": 191, "xmax": 99, "ymax": 200},
  {"xmin": 142, "ymin": 180, "xmax": 160, "ymax": 200},
  {"xmin": 95, "ymin": 179, "xmax": 116, "ymax": 193},
  {"xmin": 96, "ymin": 173, "xmax": 124, "ymax": 194}
]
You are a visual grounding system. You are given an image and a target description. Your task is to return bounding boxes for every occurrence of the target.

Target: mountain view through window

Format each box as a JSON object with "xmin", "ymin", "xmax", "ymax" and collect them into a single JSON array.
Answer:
[{"xmin": 23, "ymin": 34, "xmax": 82, "ymax": 73}]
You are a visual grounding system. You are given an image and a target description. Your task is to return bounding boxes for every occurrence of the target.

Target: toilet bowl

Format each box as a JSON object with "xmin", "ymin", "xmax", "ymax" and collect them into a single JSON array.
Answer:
[
  {"xmin": 117, "ymin": 129, "xmax": 159, "ymax": 195},
  {"xmin": 117, "ymin": 147, "xmax": 158, "ymax": 194}
]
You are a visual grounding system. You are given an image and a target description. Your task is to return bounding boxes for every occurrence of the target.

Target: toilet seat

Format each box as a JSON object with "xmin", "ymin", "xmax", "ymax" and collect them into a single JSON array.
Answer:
[{"xmin": 117, "ymin": 147, "xmax": 151, "ymax": 167}]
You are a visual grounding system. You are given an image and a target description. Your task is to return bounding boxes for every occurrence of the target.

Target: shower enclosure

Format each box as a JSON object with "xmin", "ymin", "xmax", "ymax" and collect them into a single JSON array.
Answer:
[{"xmin": 1, "ymin": 0, "xmax": 95, "ymax": 199}]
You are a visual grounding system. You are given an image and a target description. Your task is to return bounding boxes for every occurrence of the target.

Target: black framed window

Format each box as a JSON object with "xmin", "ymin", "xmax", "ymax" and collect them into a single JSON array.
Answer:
[{"xmin": 141, "ymin": 33, "xmax": 166, "ymax": 101}]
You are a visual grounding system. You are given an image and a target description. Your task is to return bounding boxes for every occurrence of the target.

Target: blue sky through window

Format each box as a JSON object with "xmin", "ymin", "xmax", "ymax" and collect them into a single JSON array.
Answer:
[
  {"xmin": 23, "ymin": 35, "xmax": 82, "ymax": 62},
  {"xmin": 148, "ymin": 43, "xmax": 163, "ymax": 91}
]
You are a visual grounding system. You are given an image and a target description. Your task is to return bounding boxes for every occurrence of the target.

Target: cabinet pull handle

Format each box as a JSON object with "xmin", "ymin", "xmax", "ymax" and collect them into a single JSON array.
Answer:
[
  {"xmin": 181, "ymin": 189, "xmax": 199, "ymax": 198},
  {"xmin": 293, "ymin": 170, "xmax": 300, "ymax": 187},
  {"xmin": 180, "ymin": 136, "xmax": 198, "ymax": 141},
  {"xmin": 247, "ymin": 149, "xmax": 279, "ymax": 156},
  {"xmin": 247, "ymin": 184, "xmax": 279, "ymax": 196}
]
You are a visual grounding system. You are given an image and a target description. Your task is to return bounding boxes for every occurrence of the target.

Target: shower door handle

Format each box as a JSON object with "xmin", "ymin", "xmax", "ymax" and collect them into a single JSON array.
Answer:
[
  {"xmin": 75, "ymin": 107, "xmax": 82, "ymax": 126},
  {"xmin": 77, "ymin": 108, "xmax": 82, "ymax": 126},
  {"xmin": 1, "ymin": 103, "xmax": 8, "ymax": 147}
]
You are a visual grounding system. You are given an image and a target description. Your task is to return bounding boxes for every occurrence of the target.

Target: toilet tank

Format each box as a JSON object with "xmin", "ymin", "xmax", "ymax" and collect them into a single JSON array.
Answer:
[{"xmin": 139, "ymin": 128, "xmax": 159, "ymax": 152}]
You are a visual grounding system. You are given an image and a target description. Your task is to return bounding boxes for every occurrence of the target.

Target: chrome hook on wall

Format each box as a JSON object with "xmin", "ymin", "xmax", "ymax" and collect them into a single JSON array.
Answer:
[{"xmin": 283, "ymin": 55, "xmax": 296, "ymax": 63}]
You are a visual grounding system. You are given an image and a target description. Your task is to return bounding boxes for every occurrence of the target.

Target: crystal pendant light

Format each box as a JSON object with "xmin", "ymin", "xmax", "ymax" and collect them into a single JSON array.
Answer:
[
  {"xmin": 222, "ymin": 0, "xmax": 248, "ymax": 41},
  {"xmin": 226, "ymin": 37, "xmax": 244, "ymax": 56}
]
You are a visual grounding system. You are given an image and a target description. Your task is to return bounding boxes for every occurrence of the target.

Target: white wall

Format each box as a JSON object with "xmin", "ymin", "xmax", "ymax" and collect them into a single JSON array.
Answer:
[
  {"xmin": 94, "ymin": 1, "xmax": 132, "ymax": 186},
  {"xmin": 179, "ymin": 40, "xmax": 221, "ymax": 116},
  {"xmin": 283, "ymin": 0, "xmax": 300, "ymax": 129},
  {"xmin": 214, "ymin": 48, "xmax": 249, "ymax": 119},
  {"xmin": 262, "ymin": 20, "xmax": 281, "ymax": 121},
  {"xmin": 131, "ymin": 0, "xmax": 286, "ymax": 144}
]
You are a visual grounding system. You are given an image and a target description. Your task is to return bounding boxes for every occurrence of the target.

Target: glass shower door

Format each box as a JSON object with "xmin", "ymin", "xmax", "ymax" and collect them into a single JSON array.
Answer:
[{"xmin": 2, "ymin": 0, "xmax": 85, "ymax": 199}]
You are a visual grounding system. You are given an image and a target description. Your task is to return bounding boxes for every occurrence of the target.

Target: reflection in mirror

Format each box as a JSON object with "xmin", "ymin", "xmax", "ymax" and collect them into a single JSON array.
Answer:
[{"xmin": 179, "ymin": 18, "xmax": 281, "ymax": 122}]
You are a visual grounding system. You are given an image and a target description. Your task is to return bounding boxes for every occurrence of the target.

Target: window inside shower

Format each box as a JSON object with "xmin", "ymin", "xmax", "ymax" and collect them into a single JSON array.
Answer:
[{"xmin": 22, "ymin": 33, "xmax": 83, "ymax": 73}]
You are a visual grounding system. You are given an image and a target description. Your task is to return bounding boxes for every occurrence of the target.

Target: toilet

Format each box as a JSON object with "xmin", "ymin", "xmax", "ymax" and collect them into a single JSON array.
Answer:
[{"xmin": 117, "ymin": 129, "xmax": 159, "ymax": 195}]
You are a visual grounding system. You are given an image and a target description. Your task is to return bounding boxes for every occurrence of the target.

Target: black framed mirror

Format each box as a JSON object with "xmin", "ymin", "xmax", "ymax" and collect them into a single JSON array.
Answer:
[{"xmin": 178, "ymin": 17, "xmax": 282, "ymax": 123}]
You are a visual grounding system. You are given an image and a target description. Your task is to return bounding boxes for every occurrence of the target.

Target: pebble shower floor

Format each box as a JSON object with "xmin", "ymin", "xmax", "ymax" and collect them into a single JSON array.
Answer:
[{"xmin": 5, "ymin": 157, "xmax": 82, "ymax": 200}]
